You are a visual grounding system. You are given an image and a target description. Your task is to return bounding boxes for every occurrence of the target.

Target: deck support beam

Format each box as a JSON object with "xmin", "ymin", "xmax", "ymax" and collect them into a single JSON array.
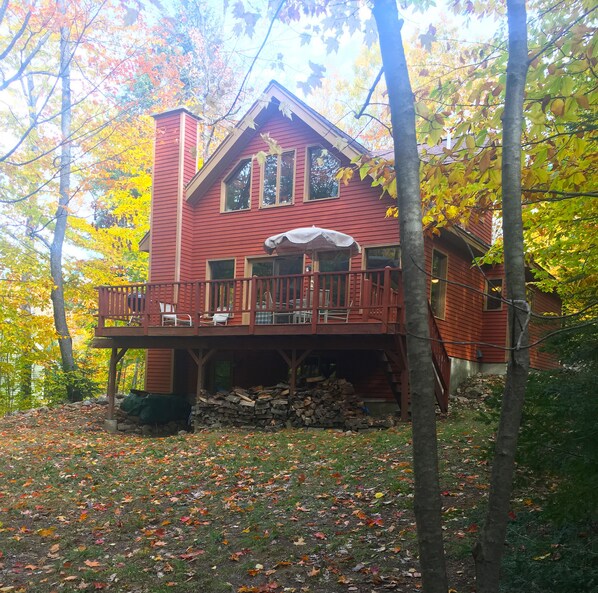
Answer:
[
  {"xmin": 107, "ymin": 347, "xmax": 128, "ymax": 424},
  {"xmin": 188, "ymin": 348, "xmax": 216, "ymax": 430},
  {"xmin": 277, "ymin": 348, "xmax": 312, "ymax": 397}
]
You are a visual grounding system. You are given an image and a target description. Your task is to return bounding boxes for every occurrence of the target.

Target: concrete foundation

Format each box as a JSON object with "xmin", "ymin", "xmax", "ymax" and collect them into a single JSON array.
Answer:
[{"xmin": 449, "ymin": 357, "xmax": 507, "ymax": 394}]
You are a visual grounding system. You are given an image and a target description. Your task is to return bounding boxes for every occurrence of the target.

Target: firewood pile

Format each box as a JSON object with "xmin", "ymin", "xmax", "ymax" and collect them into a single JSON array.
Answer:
[{"xmin": 191, "ymin": 378, "xmax": 394, "ymax": 431}]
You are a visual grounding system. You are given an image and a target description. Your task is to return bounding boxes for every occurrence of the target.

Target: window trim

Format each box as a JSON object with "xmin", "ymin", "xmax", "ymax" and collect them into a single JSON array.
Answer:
[
  {"xmin": 484, "ymin": 277, "xmax": 504, "ymax": 311},
  {"xmin": 304, "ymin": 145, "xmax": 341, "ymax": 202},
  {"xmin": 221, "ymin": 158, "xmax": 252, "ymax": 213},
  {"xmin": 260, "ymin": 149, "xmax": 296, "ymax": 208},
  {"xmin": 430, "ymin": 248, "xmax": 448, "ymax": 320}
]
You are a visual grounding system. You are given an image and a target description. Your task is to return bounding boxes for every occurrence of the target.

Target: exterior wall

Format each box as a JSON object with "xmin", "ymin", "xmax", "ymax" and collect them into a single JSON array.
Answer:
[
  {"xmin": 425, "ymin": 237, "xmax": 487, "ymax": 362},
  {"xmin": 146, "ymin": 109, "xmax": 200, "ymax": 393},
  {"xmin": 529, "ymin": 287, "xmax": 561, "ymax": 370},
  {"xmin": 187, "ymin": 111, "xmax": 400, "ymax": 282},
  {"xmin": 480, "ymin": 266, "xmax": 509, "ymax": 365}
]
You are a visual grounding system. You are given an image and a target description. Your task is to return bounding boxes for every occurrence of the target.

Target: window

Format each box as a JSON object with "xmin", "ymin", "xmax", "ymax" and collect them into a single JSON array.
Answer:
[
  {"xmin": 430, "ymin": 250, "xmax": 448, "ymax": 318},
  {"xmin": 208, "ymin": 259, "xmax": 235, "ymax": 311},
  {"xmin": 365, "ymin": 246, "xmax": 401, "ymax": 290},
  {"xmin": 319, "ymin": 250, "xmax": 350, "ymax": 307},
  {"xmin": 484, "ymin": 278, "xmax": 503, "ymax": 311},
  {"xmin": 250, "ymin": 256, "xmax": 303, "ymax": 305},
  {"xmin": 307, "ymin": 147, "xmax": 340, "ymax": 200},
  {"xmin": 224, "ymin": 159, "xmax": 251, "ymax": 211},
  {"xmin": 262, "ymin": 151, "xmax": 294, "ymax": 206}
]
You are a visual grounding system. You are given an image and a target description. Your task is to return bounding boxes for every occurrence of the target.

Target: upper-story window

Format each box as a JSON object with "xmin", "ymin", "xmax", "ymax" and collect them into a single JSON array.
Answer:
[
  {"xmin": 430, "ymin": 249, "xmax": 448, "ymax": 319},
  {"xmin": 307, "ymin": 146, "xmax": 340, "ymax": 200},
  {"xmin": 224, "ymin": 159, "xmax": 251, "ymax": 211},
  {"xmin": 484, "ymin": 278, "xmax": 503, "ymax": 311},
  {"xmin": 262, "ymin": 151, "xmax": 295, "ymax": 207}
]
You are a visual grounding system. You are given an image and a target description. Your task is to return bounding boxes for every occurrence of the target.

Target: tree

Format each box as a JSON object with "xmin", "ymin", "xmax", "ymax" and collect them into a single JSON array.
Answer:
[
  {"xmin": 371, "ymin": 2, "xmax": 448, "ymax": 591},
  {"xmin": 472, "ymin": 2, "xmax": 530, "ymax": 590}
]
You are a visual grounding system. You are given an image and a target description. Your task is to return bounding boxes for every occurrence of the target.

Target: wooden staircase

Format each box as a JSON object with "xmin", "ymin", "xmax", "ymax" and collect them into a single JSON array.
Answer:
[{"xmin": 382, "ymin": 309, "xmax": 451, "ymax": 420}]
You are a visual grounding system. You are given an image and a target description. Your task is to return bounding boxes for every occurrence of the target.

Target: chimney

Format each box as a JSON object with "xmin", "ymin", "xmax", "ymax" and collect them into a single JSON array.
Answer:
[{"xmin": 149, "ymin": 107, "xmax": 201, "ymax": 283}]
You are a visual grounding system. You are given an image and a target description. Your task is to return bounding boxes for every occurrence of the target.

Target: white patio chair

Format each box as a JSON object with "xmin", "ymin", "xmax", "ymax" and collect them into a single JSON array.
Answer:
[{"xmin": 160, "ymin": 302, "xmax": 192, "ymax": 327}]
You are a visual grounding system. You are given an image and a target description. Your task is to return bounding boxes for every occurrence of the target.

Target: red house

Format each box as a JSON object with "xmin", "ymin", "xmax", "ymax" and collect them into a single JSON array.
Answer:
[{"xmin": 94, "ymin": 81, "xmax": 560, "ymax": 422}]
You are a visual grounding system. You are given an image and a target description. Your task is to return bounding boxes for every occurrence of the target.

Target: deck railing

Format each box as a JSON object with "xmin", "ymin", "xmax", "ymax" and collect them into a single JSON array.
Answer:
[{"xmin": 96, "ymin": 268, "xmax": 404, "ymax": 332}]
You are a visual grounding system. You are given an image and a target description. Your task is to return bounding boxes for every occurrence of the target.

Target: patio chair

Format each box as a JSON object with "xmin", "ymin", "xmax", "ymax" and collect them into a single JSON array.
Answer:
[
  {"xmin": 322, "ymin": 300, "xmax": 353, "ymax": 323},
  {"xmin": 160, "ymin": 302, "xmax": 192, "ymax": 327},
  {"xmin": 212, "ymin": 312, "xmax": 230, "ymax": 325}
]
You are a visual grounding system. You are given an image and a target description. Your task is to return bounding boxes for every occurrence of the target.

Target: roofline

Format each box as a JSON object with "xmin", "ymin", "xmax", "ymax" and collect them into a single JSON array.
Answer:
[{"xmin": 186, "ymin": 80, "xmax": 368, "ymax": 204}]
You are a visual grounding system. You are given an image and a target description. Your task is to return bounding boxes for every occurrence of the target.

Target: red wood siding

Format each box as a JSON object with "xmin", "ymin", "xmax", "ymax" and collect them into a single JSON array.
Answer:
[
  {"xmin": 463, "ymin": 209, "xmax": 493, "ymax": 246},
  {"xmin": 146, "ymin": 110, "xmax": 199, "ymax": 393},
  {"xmin": 480, "ymin": 267, "xmax": 509, "ymax": 364},
  {"xmin": 186, "ymin": 112, "xmax": 401, "ymax": 282},
  {"xmin": 145, "ymin": 349, "xmax": 173, "ymax": 393},
  {"xmin": 425, "ymin": 239, "xmax": 487, "ymax": 362},
  {"xmin": 529, "ymin": 288, "xmax": 561, "ymax": 370}
]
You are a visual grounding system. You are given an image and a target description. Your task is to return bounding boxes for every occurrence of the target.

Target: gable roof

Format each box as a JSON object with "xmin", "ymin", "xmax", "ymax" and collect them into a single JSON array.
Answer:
[{"xmin": 186, "ymin": 80, "xmax": 368, "ymax": 204}]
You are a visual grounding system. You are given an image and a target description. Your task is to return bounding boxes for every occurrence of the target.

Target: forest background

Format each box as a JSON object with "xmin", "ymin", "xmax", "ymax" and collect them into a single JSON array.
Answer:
[{"xmin": 0, "ymin": 0, "xmax": 595, "ymax": 411}]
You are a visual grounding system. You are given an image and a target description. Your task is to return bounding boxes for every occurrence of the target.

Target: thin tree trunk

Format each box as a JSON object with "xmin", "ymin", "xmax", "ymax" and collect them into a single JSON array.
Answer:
[
  {"xmin": 51, "ymin": 0, "xmax": 80, "ymax": 402},
  {"xmin": 473, "ymin": 2, "xmax": 530, "ymax": 591},
  {"xmin": 372, "ymin": 2, "xmax": 448, "ymax": 592}
]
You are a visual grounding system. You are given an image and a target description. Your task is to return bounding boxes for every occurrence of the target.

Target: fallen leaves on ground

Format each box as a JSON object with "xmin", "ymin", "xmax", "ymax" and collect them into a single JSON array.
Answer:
[{"xmin": 0, "ymin": 401, "xmax": 493, "ymax": 592}]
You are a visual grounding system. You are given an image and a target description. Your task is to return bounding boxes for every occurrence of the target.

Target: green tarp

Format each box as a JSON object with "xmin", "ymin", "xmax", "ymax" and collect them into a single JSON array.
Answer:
[{"xmin": 120, "ymin": 390, "xmax": 191, "ymax": 425}]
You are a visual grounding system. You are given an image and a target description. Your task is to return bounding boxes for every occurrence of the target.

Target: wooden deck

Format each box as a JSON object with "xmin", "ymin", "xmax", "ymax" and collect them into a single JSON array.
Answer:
[
  {"xmin": 94, "ymin": 268, "xmax": 450, "ymax": 416},
  {"xmin": 96, "ymin": 268, "xmax": 404, "ymax": 337}
]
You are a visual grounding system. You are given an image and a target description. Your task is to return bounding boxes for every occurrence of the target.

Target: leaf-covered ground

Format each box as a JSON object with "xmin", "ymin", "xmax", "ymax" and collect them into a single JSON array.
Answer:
[{"xmin": 0, "ymin": 402, "xmax": 492, "ymax": 593}]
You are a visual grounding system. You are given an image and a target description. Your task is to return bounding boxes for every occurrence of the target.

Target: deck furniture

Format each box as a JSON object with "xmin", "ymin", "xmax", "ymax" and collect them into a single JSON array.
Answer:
[{"xmin": 160, "ymin": 302, "xmax": 192, "ymax": 327}]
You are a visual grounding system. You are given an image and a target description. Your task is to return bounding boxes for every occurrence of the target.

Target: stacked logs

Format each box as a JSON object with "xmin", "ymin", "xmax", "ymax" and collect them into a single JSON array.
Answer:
[{"xmin": 191, "ymin": 378, "xmax": 392, "ymax": 431}]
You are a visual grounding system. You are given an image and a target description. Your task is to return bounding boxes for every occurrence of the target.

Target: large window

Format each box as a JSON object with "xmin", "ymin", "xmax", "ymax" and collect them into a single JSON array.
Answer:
[
  {"xmin": 250, "ymin": 256, "xmax": 303, "ymax": 306},
  {"xmin": 484, "ymin": 278, "xmax": 503, "ymax": 311},
  {"xmin": 262, "ymin": 151, "xmax": 294, "ymax": 206},
  {"xmin": 365, "ymin": 245, "xmax": 401, "ymax": 290},
  {"xmin": 430, "ymin": 250, "xmax": 448, "ymax": 318},
  {"xmin": 208, "ymin": 259, "xmax": 235, "ymax": 311},
  {"xmin": 224, "ymin": 159, "xmax": 251, "ymax": 211},
  {"xmin": 307, "ymin": 147, "xmax": 340, "ymax": 200}
]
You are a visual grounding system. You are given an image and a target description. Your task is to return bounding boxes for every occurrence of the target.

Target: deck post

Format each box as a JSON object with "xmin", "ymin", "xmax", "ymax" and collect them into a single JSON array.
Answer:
[
  {"xmin": 106, "ymin": 347, "xmax": 127, "ymax": 430},
  {"xmin": 277, "ymin": 349, "xmax": 312, "ymax": 398},
  {"xmin": 381, "ymin": 267, "xmax": 392, "ymax": 327},
  {"xmin": 362, "ymin": 277, "xmax": 371, "ymax": 321},
  {"xmin": 311, "ymin": 272, "xmax": 320, "ymax": 333},
  {"xmin": 189, "ymin": 348, "xmax": 215, "ymax": 430},
  {"xmin": 249, "ymin": 276, "xmax": 257, "ymax": 333}
]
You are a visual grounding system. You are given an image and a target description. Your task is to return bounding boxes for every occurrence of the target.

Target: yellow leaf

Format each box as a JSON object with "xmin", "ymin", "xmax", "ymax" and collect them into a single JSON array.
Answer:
[
  {"xmin": 550, "ymin": 98, "xmax": 565, "ymax": 117},
  {"xmin": 37, "ymin": 527, "xmax": 56, "ymax": 537},
  {"xmin": 374, "ymin": 492, "xmax": 384, "ymax": 499}
]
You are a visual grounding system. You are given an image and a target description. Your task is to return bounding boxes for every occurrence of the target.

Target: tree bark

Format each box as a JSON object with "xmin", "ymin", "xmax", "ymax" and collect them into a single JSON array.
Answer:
[
  {"xmin": 372, "ymin": 2, "xmax": 448, "ymax": 592},
  {"xmin": 51, "ymin": 0, "xmax": 80, "ymax": 402},
  {"xmin": 473, "ymin": 2, "xmax": 530, "ymax": 591}
]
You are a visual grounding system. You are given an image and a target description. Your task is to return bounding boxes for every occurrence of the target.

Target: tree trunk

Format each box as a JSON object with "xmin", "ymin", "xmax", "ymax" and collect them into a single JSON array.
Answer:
[
  {"xmin": 473, "ymin": 2, "xmax": 530, "ymax": 591},
  {"xmin": 372, "ymin": 2, "xmax": 448, "ymax": 592},
  {"xmin": 51, "ymin": 0, "xmax": 81, "ymax": 402}
]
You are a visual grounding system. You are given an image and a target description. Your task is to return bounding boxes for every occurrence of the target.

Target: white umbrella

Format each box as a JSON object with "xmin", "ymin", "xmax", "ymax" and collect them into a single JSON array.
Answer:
[{"xmin": 263, "ymin": 226, "xmax": 361, "ymax": 257}]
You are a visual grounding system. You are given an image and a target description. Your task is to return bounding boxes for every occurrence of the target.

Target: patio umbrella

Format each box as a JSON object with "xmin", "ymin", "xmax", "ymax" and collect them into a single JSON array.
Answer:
[{"xmin": 263, "ymin": 226, "xmax": 361, "ymax": 257}]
